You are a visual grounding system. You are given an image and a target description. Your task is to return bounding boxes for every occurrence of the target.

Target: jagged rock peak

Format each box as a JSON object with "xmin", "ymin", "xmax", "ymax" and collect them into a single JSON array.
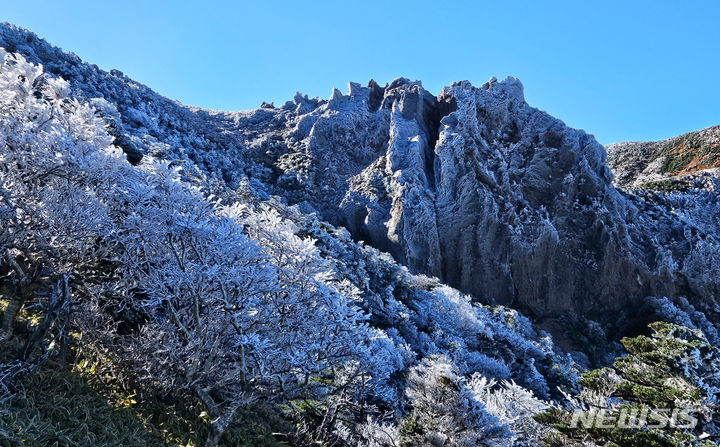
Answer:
[{"xmin": 444, "ymin": 76, "xmax": 526, "ymax": 104}]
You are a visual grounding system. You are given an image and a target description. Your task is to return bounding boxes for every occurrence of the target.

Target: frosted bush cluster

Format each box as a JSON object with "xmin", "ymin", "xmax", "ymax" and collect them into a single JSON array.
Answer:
[{"xmin": 0, "ymin": 50, "xmax": 575, "ymax": 446}]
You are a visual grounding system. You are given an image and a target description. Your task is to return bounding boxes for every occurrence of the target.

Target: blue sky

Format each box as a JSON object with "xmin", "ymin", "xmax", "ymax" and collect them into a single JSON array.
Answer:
[{"xmin": 3, "ymin": 0, "xmax": 719, "ymax": 144}]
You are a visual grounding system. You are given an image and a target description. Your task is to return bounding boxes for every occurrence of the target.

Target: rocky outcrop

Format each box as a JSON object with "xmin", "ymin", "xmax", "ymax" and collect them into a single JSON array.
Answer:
[{"xmin": 231, "ymin": 76, "xmax": 720, "ymax": 336}]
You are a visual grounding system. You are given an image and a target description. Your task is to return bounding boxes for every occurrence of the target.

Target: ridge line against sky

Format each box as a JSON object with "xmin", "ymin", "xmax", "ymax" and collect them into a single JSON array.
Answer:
[{"xmin": 3, "ymin": 0, "xmax": 719, "ymax": 145}]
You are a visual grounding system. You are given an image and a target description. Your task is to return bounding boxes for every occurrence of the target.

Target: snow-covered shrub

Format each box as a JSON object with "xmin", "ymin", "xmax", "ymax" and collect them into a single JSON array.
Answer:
[
  {"xmin": 0, "ymin": 50, "xmax": 384, "ymax": 446},
  {"xmin": 336, "ymin": 355, "xmax": 549, "ymax": 447},
  {"xmin": 467, "ymin": 376, "xmax": 549, "ymax": 445},
  {"xmin": 0, "ymin": 49, "xmax": 122, "ymax": 340},
  {"xmin": 0, "ymin": 48, "xmax": 572, "ymax": 446}
]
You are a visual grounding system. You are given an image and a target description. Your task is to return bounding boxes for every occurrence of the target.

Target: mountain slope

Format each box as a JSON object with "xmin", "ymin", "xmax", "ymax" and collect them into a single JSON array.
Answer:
[
  {"xmin": 0, "ymin": 24, "xmax": 576, "ymax": 446},
  {"xmin": 2, "ymin": 23, "xmax": 719, "ymax": 347},
  {"xmin": 2, "ymin": 22, "xmax": 720, "ymax": 447},
  {"xmin": 607, "ymin": 125, "xmax": 720, "ymax": 188}
]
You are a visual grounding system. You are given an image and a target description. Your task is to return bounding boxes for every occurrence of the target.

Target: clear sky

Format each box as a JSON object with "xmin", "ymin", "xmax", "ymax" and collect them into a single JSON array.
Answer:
[{"xmin": 3, "ymin": 0, "xmax": 719, "ymax": 144}]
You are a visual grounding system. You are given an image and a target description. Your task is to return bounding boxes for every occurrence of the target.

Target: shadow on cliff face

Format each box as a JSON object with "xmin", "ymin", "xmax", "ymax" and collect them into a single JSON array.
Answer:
[{"xmin": 421, "ymin": 94, "xmax": 457, "ymax": 190}]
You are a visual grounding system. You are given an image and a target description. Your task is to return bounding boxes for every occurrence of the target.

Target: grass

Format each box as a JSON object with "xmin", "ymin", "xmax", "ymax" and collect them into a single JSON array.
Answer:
[
  {"xmin": 0, "ymin": 364, "xmax": 165, "ymax": 447},
  {"xmin": 0, "ymin": 361, "xmax": 288, "ymax": 447},
  {"xmin": 0, "ymin": 297, "xmax": 289, "ymax": 447}
]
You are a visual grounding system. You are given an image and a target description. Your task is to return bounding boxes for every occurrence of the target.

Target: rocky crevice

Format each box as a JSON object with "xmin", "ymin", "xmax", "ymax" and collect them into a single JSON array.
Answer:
[{"xmin": 421, "ymin": 93, "xmax": 457, "ymax": 190}]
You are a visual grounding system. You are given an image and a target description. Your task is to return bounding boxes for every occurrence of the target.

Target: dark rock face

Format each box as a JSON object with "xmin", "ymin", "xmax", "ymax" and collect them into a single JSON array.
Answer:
[
  {"xmin": 4, "ymin": 21, "xmax": 718, "ymax": 343},
  {"xmin": 231, "ymin": 76, "xmax": 720, "ymax": 335}
]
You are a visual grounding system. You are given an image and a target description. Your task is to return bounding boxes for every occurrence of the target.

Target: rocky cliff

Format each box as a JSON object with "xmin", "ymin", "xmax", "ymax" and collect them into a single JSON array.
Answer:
[{"xmin": 229, "ymin": 77, "xmax": 720, "ymax": 340}]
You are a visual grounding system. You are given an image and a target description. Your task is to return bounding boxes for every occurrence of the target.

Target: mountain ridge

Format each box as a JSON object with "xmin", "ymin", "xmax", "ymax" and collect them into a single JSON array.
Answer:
[
  {"xmin": 607, "ymin": 125, "xmax": 720, "ymax": 188},
  {"xmin": 2, "ymin": 21, "xmax": 719, "ymax": 348}
]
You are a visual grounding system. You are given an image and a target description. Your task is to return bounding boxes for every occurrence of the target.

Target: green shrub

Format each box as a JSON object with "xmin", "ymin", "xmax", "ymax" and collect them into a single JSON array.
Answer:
[{"xmin": 535, "ymin": 322, "xmax": 720, "ymax": 447}]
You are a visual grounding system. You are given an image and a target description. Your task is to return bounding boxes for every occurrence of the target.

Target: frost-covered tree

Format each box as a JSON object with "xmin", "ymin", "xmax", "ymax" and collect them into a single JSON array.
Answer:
[
  {"xmin": 111, "ymin": 173, "xmax": 390, "ymax": 446},
  {"xmin": 467, "ymin": 375, "xmax": 549, "ymax": 445},
  {"xmin": 400, "ymin": 356, "xmax": 512, "ymax": 446},
  {"xmin": 112, "ymin": 167, "xmax": 273, "ymax": 446},
  {"xmin": 0, "ymin": 49, "xmax": 119, "ymax": 342},
  {"xmin": 0, "ymin": 49, "xmax": 385, "ymax": 447},
  {"xmin": 223, "ymin": 202, "xmax": 411, "ymax": 441}
]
